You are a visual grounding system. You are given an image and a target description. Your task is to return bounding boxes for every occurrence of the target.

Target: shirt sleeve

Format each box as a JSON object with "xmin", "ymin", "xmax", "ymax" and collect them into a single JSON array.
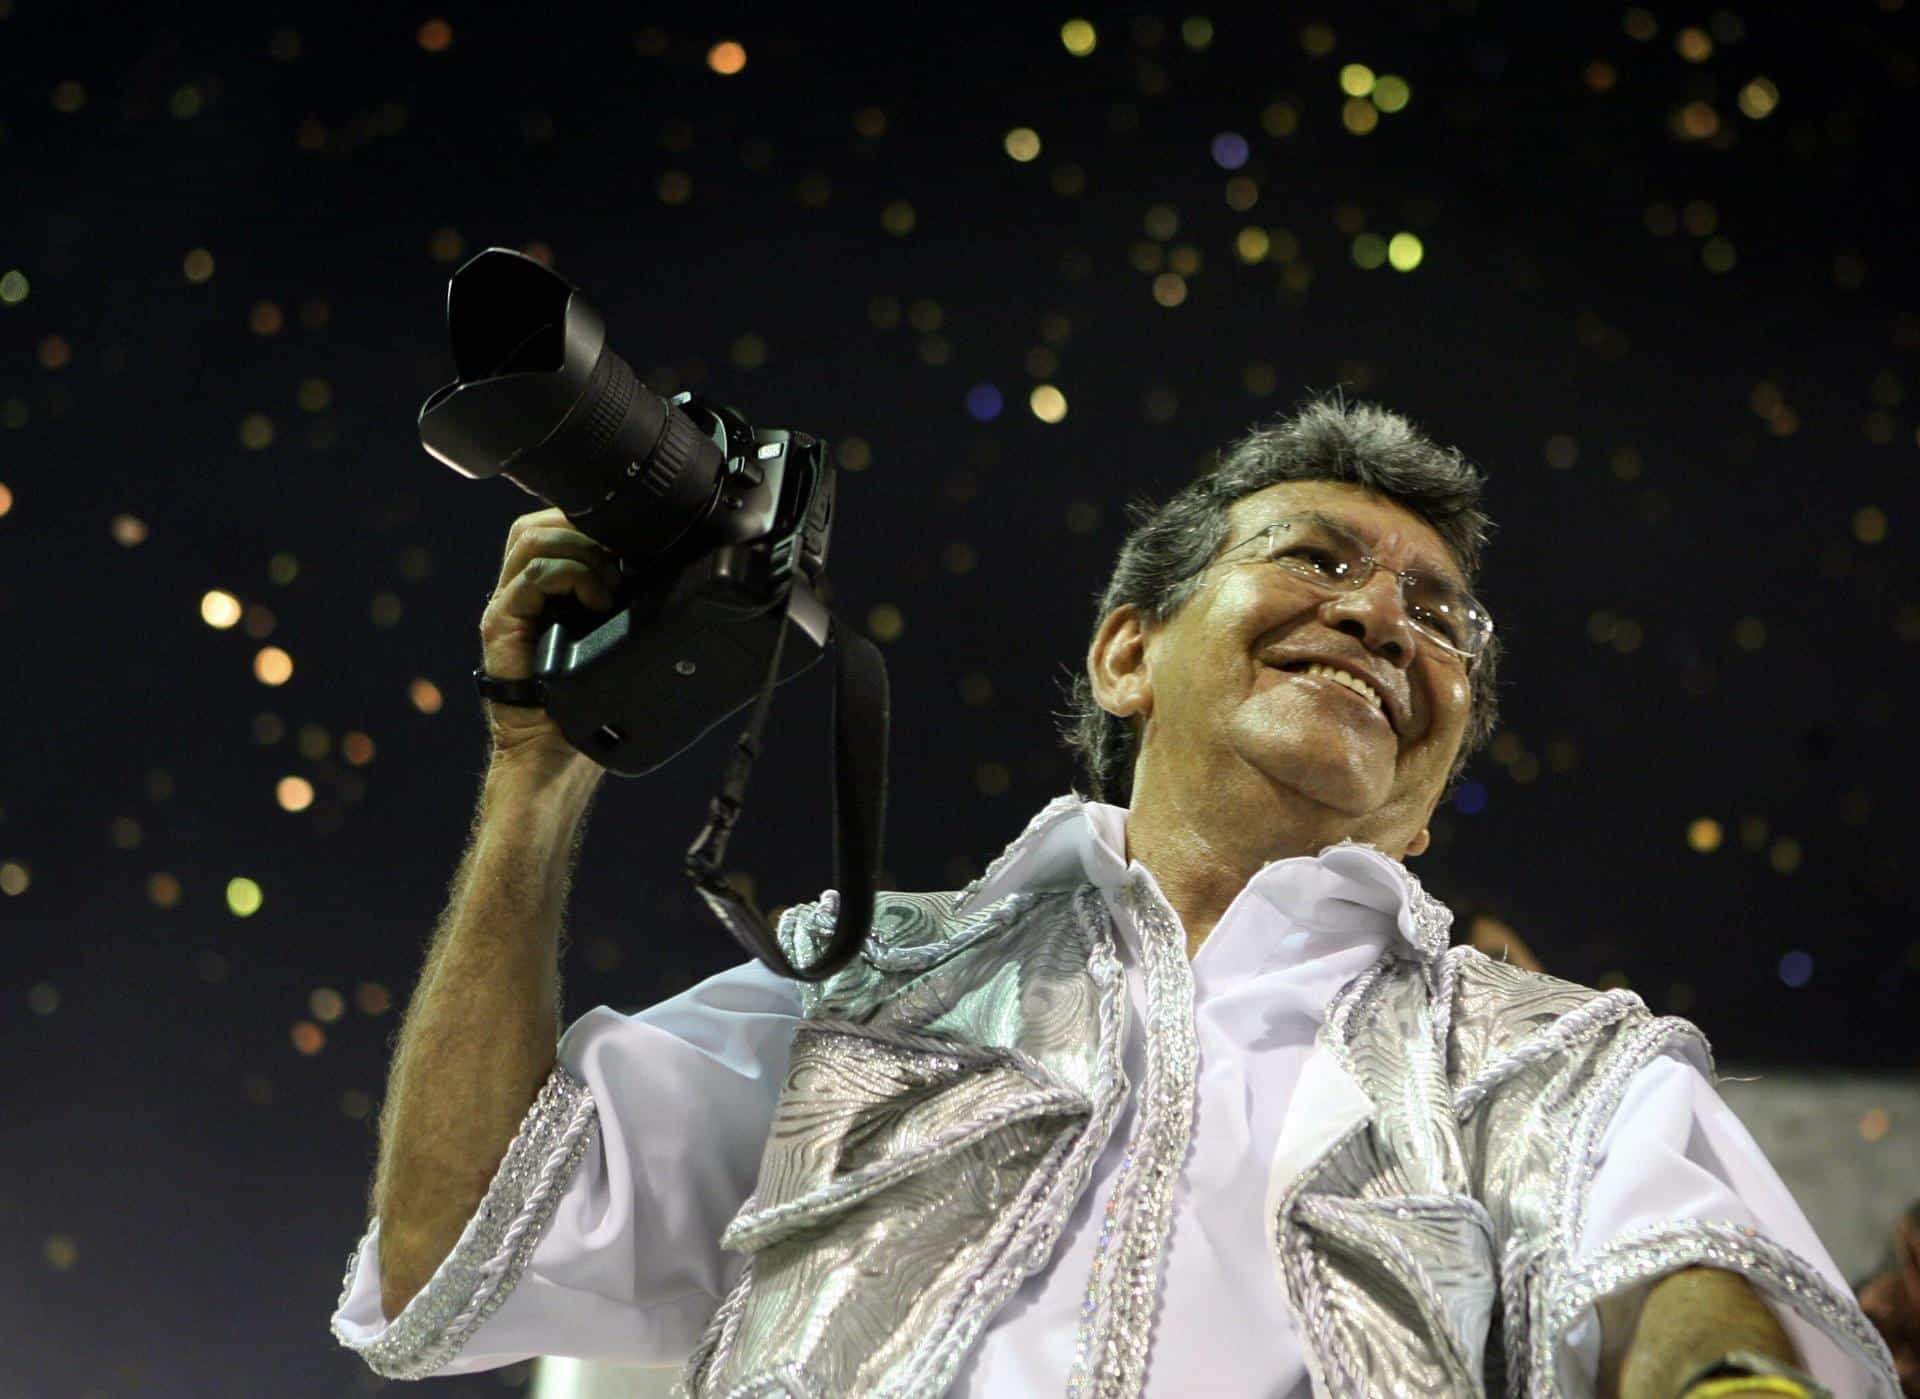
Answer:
[
  {"xmin": 330, "ymin": 957, "xmax": 803, "ymax": 1378},
  {"xmin": 1562, "ymin": 1052, "xmax": 1893, "ymax": 1398}
]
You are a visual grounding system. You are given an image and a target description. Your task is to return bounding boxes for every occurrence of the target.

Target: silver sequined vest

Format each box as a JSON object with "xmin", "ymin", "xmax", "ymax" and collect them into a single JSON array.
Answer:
[{"xmin": 676, "ymin": 879, "xmax": 1897, "ymax": 1399}]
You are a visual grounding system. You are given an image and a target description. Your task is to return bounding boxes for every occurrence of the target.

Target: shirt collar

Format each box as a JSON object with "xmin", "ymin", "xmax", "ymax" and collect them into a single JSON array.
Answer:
[{"xmin": 954, "ymin": 792, "xmax": 1454, "ymax": 963}]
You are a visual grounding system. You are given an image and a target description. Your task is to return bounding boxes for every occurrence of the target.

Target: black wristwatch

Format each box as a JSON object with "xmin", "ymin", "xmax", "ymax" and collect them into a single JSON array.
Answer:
[{"xmin": 473, "ymin": 666, "xmax": 544, "ymax": 708}]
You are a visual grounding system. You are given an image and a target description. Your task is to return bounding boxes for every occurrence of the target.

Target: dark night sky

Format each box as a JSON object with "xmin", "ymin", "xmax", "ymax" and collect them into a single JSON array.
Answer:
[{"xmin": 4, "ymin": 3, "xmax": 1917, "ymax": 1394}]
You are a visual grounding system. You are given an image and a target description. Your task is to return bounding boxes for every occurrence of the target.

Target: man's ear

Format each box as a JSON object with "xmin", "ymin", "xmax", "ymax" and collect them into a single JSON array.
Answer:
[
  {"xmin": 1088, "ymin": 604, "xmax": 1152, "ymax": 722},
  {"xmin": 1405, "ymin": 827, "xmax": 1431, "ymax": 858}
]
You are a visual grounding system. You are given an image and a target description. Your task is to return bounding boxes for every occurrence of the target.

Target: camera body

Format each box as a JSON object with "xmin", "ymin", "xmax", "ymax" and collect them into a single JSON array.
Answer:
[{"xmin": 536, "ymin": 401, "xmax": 835, "ymax": 775}]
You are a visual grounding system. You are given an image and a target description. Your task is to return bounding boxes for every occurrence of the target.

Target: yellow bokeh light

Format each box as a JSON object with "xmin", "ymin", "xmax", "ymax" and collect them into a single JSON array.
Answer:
[
  {"xmin": 254, "ymin": 646, "xmax": 293, "ymax": 686},
  {"xmin": 1854, "ymin": 505, "xmax": 1888, "ymax": 543},
  {"xmin": 1151, "ymin": 272, "xmax": 1188, "ymax": 306},
  {"xmin": 1061, "ymin": 18, "xmax": 1097, "ymax": 56},
  {"xmin": 429, "ymin": 226, "xmax": 465, "ymax": 261},
  {"xmin": 276, "ymin": 776, "xmax": 315, "ymax": 812},
  {"xmin": 1339, "ymin": 63, "xmax": 1375, "ymax": 97},
  {"xmin": 239, "ymin": 413, "xmax": 274, "ymax": 449},
  {"xmin": 1351, "ymin": 233, "xmax": 1387, "ymax": 269},
  {"xmin": 1235, "ymin": 227, "xmax": 1271, "ymax": 263},
  {"xmin": 1261, "ymin": 101, "xmax": 1298, "ymax": 137},
  {"xmin": 1675, "ymin": 26, "xmax": 1712, "ymax": 61},
  {"xmin": 227, "ymin": 876, "xmax": 264, "ymax": 917},
  {"xmin": 707, "ymin": 41, "xmax": 746, "ymax": 75},
  {"xmin": 1738, "ymin": 77, "xmax": 1779, "ymax": 120},
  {"xmin": 1676, "ymin": 102, "xmax": 1720, "ymax": 140},
  {"xmin": 1701, "ymin": 237, "xmax": 1736, "ymax": 273},
  {"xmin": 881, "ymin": 200, "xmax": 916, "ymax": 235},
  {"xmin": 183, "ymin": 248, "xmax": 215, "ymax": 283},
  {"xmin": 1004, "ymin": 127, "xmax": 1041, "ymax": 162},
  {"xmin": 0, "ymin": 860, "xmax": 29, "ymax": 896},
  {"xmin": 1181, "ymin": 16, "xmax": 1213, "ymax": 50},
  {"xmin": 409, "ymin": 676, "xmax": 444, "ymax": 713},
  {"xmin": 0, "ymin": 269, "xmax": 28, "ymax": 304},
  {"xmin": 146, "ymin": 871, "xmax": 182, "ymax": 908},
  {"xmin": 1341, "ymin": 98, "xmax": 1379, "ymax": 135},
  {"xmin": 310, "ymin": 987, "xmax": 346, "ymax": 1022},
  {"xmin": 1387, "ymin": 232, "xmax": 1424, "ymax": 271},
  {"xmin": 1299, "ymin": 22, "xmax": 1335, "ymax": 56},
  {"xmin": 1686, "ymin": 818, "xmax": 1723, "ymax": 853},
  {"xmin": 201, "ymin": 590, "xmax": 243, "ymax": 628},
  {"xmin": 867, "ymin": 603, "xmax": 904, "ymax": 641},
  {"xmin": 1769, "ymin": 836, "xmax": 1802, "ymax": 875},
  {"xmin": 0, "ymin": 483, "xmax": 11, "ymax": 518},
  {"xmin": 1030, "ymin": 385, "xmax": 1068, "ymax": 423},
  {"xmin": 1372, "ymin": 75, "xmax": 1410, "ymax": 112}
]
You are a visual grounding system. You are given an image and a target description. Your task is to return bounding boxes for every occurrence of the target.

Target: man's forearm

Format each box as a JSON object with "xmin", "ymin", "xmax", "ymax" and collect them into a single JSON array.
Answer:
[
  {"xmin": 370, "ymin": 755, "xmax": 603, "ymax": 1320},
  {"xmin": 1616, "ymin": 1266, "xmax": 1800, "ymax": 1398}
]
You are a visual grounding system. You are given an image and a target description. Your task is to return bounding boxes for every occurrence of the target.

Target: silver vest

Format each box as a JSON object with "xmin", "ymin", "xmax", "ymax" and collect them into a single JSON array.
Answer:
[{"xmin": 678, "ymin": 872, "xmax": 1897, "ymax": 1398}]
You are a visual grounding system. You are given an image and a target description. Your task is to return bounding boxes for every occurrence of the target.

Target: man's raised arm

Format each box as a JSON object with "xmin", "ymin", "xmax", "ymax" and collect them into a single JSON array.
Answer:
[{"xmin": 372, "ymin": 752, "xmax": 602, "ymax": 1319}]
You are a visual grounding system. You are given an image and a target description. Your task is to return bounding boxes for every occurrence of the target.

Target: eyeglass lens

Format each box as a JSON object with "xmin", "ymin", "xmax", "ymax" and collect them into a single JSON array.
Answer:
[{"xmin": 1264, "ymin": 519, "xmax": 1489, "ymax": 655}]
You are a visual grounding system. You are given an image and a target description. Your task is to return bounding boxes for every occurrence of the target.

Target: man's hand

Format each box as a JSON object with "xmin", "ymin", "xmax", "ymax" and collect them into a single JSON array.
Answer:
[{"xmin": 1857, "ymin": 1205, "xmax": 1920, "ymax": 1396}]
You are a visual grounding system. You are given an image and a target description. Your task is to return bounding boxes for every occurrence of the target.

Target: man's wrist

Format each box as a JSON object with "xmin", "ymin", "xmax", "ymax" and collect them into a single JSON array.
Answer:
[{"xmin": 1677, "ymin": 1350, "xmax": 1830, "ymax": 1399}]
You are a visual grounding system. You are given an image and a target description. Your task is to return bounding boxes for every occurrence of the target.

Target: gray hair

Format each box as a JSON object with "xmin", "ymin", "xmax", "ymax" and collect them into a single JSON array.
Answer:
[{"xmin": 1055, "ymin": 391, "xmax": 1504, "ymax": 808}]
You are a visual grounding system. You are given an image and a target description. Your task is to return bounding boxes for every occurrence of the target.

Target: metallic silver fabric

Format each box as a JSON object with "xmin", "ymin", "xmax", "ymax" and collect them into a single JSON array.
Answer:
[
  {"xmin": 1065, "ymin": 871, "xmax": 1198, "ymax": 1399},
  {"xmin": 334, "ymin": 1067, "xmax": 599, "ymax": 1379},
  {"xmin": 678, "ymin": 886, "xmax": 1130, "ymax": 1398},
  {"xmin": 361, "ymin": 798, "xmax": 1895, "ymax": 1397}
]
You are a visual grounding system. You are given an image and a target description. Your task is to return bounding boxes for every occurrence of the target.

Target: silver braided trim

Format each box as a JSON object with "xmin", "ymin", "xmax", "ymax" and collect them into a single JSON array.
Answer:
[
  {"xmin": 1430, "ymin": 944, "xmax": 1468, "ymax": 1060},
  {"xmin": 678, "ymin": 1250, "xmax": 761, "ymax": 1396},
  {"xmin": 1293, "ymin": 1192, "xmax": 1492, "ymax": 1385},
  {"xmin": 334, "ymin": 1066, "xmax": 598, "ymax": 1379},
  {"xmin": 905, "ymin": 883, "xmax": 1132, "ymax": 1398},
  {"xmin": 1450, "ymin": 989, "xmax": 1647, "ymax": 1119},
  {"xmin": 864, "ymin": 893, "xmax": 1038, "ymax": 972},
  {"xmin": 1552, "ymin": 1016, "xmax": 1711, "ymax": 1255},
  {"xmin": 1507, "ymin": 1014, "xmax": 1708, "ymax": 1393},
  {"xmin": 1275, "ymin": 1118, "xmax": 1378, "ymax": 1397},
  {"xmin": 1535, "ymin": 1220, "xmax": 1900, "ymax": 1397},
  {"xmin": 1499, "ymin": 1233, "xmax": 1550, "ymax": 1399},
  {"xmin": 722, "ymin": 1072, "xmax": 1090, "ymax": 1251},
  {"xmin": 1067, "ymin": 872, "xmax": 1200, "ymax": 1399}
]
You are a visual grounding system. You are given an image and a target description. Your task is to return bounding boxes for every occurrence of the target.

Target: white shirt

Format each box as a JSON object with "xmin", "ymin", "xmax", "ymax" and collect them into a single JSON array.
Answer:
[{"xmin": 333, "ymin": 796, "xmax": 1878, "ymax": 1395}]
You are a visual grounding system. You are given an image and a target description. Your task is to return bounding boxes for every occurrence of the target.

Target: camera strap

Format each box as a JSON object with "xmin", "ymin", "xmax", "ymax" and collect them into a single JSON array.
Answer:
[{"xmin": 685, "ymin": 581, "xmax": 888, "ymax": 982}]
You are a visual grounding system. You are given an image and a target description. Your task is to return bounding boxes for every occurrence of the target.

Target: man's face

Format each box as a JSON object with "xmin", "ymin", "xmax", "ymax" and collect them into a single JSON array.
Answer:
[{"xmin": 1107, "ymin": 480, "xmax": 1477, "ymax": 854}]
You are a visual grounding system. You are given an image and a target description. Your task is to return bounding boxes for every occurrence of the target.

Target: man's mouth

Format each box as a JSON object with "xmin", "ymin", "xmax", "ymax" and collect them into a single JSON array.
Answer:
[{"xmin": 1272, "ymin": 660, "xmax": 1394, "ymax": 732}]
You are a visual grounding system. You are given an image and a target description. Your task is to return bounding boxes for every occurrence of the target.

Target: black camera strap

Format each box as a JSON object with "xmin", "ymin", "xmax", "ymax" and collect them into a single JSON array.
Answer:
[{"xmin": 685, "ymin": 581, "xmax": 888, "ymax": 982}]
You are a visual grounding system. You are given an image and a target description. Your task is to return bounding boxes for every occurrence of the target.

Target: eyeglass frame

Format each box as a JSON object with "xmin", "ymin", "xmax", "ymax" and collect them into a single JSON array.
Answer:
[{"xmin": 1200, "ymin": 513, "xmax": 1494, "ymax": 671}]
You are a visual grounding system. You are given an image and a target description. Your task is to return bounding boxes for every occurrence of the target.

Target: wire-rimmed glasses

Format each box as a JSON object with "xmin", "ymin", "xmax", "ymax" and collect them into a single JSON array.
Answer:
[{"xmin": 1209, "ymin": 513, "xmax": 1493, "ymax": 668}]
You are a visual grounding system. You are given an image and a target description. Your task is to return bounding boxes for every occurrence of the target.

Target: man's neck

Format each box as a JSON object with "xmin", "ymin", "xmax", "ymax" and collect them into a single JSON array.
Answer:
[{"xmin": 1122, "ymin": 779, "xmax": 1395, "ymax": 961}]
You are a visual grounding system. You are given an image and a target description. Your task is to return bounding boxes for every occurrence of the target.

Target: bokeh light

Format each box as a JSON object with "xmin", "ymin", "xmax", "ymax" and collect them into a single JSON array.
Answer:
[
  {"xmin": 1060, "ymin": 19, "xmax": 1097, "ymax": 56},
  {"xmin": 226, "ymin": 877, "xmax": 264, "ymax": 917}
]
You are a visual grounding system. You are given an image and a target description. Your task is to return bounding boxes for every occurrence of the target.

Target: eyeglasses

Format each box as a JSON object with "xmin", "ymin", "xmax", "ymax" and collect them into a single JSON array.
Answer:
[{"xmin": 1208, "ymin": 514, "xmax": 1494, "ymax": 667}]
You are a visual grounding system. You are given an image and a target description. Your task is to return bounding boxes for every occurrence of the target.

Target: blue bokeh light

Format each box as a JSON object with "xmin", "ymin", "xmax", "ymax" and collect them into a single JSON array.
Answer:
[
  {"xmin": 1211, "ymin": 131, "xmax": 1249, "ymax": 170},
  {"xmin": 1452, "ymin": 780, "xmax": 1488, "ymax": 815},
  {"xmin": 965, "ymin": 382, "xmax": 1003, "ymax": 422},
  {"xmin": 1778, "ymin": 949, "xmax": 1814, "ymax": 988}
]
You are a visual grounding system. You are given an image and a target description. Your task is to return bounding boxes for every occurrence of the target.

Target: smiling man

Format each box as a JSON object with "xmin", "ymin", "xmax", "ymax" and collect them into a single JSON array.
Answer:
[{"xmin": 332, "ymin": 395, "xmax": 1897, "ymax": 1397}]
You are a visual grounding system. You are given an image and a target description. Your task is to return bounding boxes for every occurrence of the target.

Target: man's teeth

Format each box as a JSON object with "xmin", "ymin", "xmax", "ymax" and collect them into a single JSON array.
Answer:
[{"xmin": 1302, "ymin": 662, "xmax": 1382, "ymax": 711}]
